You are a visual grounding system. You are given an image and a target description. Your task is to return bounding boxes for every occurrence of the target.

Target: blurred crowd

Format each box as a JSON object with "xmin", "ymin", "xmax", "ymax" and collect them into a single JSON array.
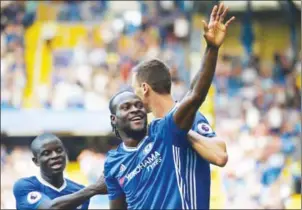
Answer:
[
  {"xmin": 39, "ymin": 4, "xmax": 189, "ymax": 110},
  {"xmin": 1, "ymin": 1, "xmax": 30, "ymax": 109},
  {"xmin": 56, "ymin": 0, "xmax": 107, "ymax": 22},
  {"xmin": 214, "ymin": 51, "xmax": 301, "ymax": 208},
  {"xmin": 1, "ymin": 1, "xmax": 301, "ymax": 209},
  {"xmin": 43, "ymin": 27, "xmax": 188, "ymax": 110},
  {"xmin": 1, "ymin": 145, "xmax": 39, "ymax": 209}
]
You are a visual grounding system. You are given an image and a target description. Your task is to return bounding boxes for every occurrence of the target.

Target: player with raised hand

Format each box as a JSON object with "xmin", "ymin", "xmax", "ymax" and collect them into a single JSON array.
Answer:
[
  {"xmin": 131, "ymin": 3, "xmax": 234, "ymax": 168},
  {"xmin": 105, "ymin": 4, "xmax": 235, "ymax": 209}
]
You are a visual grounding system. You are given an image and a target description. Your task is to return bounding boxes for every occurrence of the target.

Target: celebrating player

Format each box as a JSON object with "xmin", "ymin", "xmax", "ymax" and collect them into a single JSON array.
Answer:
[
  {"xmin": 121, "ymin": 3, "xmax": 233, "ymax": 209},
  {"xmin": 132, "ymin": 3, "xmax": 232, "ymax": 167},
  {"xmin": 13, "ymin": 133, "xmax": 106, "ymax": 210},
  {"xmin": 104, "ymin": 5, "xmax": 234, "ymax": 209},
  {"xmin": 129, "ymin": 3, "xmax": 234, "ymax": 209}
]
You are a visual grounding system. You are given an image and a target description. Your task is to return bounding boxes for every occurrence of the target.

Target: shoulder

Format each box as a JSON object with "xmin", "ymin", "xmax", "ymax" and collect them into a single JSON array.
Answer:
[
  {"xmin": 65, "ymin": 178, "xmax": 85, "ymax": 191},
  {"xmin": 193, "ymin": 112, "xmax": 216, "ymax": 136},
  {"xmin": 105, "ymin": 146, "xmax": 124, "ymax": 163},
  {"xmin": 104, "ymin": 147, "xmax": 124, "ymax": 176},
  {"xmin": 13, "ymin": 176, "xmax": 38, "ymax": 193}
]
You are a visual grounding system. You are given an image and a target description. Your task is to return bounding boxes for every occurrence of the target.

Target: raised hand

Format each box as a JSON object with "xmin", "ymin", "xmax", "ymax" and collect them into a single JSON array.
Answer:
[{"xmin": 202, "ymin": 3, "xmax": 235, "ymax": 48}]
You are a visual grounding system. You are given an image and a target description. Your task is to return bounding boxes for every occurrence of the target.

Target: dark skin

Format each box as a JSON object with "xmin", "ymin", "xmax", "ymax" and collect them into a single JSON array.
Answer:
[
  {"xmin": 110, "ymin": 93, "xmax": 148, "ymax": 146},
  {"xmin": 32, "ymin": 137, "xmax": 67, "ymax": 189},
  {"xmin": 30, "ymin": 135, "xmax": 106, "ymax": 209},
  {"xmin": 175, "ymin": 3, "xmax": 234, "ymax": 167},
  {"xmin": 110, "ymin": 93, "xmax": 147, "ymax": 209}
]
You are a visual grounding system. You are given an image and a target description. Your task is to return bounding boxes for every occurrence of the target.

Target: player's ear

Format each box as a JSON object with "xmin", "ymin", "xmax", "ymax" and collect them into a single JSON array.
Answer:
[
  {"xmin": 110, "ymin": 114, "xmax": 116, "ymax": 126},
  {"xmin": 32, "ymin": 156, "xmax": 40, "ymax": 166},
  {"xmin": 142, "ymin": 82, "xmax": 149, "ymax": 96}
]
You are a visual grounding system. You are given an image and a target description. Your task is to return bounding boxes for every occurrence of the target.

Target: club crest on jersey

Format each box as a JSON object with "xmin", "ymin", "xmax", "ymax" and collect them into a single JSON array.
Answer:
[
  {"xmin": 27, "ymin": 191, "xmax": 42, "ymax": 204},
  {"xmin": 197, "ymin": 123, "xmax": 213, "ymax": 134},
  {"xmin": 143, "ymin": 142, "xmax": 153, "ymax": 155},
  {"xmin": 120, "ymin": 164, "xmax": 127, "ymax": 173}
]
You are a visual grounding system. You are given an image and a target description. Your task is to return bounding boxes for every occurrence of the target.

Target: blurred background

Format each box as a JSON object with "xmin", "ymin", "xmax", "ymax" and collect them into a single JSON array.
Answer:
[{"xmin": 1, "ymin": 0, "xmax": 301, "ymax": 209}]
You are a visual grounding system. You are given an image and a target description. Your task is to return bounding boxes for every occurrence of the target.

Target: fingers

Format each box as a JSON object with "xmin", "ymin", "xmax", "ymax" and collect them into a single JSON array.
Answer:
[
  {"xmin": 209, "ymin": 2, "xmax": 235, "ymax": 27},
  {"xmin": 225, "ymin": 16, "xmax": 236, "ymax": 28},
  {"xmin": 219, "ymin": 6, "xmax": 229, "ymax": 23},
  {"xmin": 216, "ymin": 3, "xmax": 224, "ymax": 21},
  {"xmin": 202, "ymin": 20, "xmax": 209, "ymax": 32},
  {"xmin": 210, "ymin": 5, "xmax": 218, "ymax": 22}
]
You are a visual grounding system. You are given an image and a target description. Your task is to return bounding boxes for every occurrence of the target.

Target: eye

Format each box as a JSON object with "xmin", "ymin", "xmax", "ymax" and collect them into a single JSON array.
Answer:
[
  {"xmin": 41, "ymin": 150, "xmax": 50, "ymax": 156},
  {"xmin": 135, "ymin": 101, "xmax": 143, "ymax": 109},
  {"xmin": 121, "ymin": 104, "xmax": 130, "ymax": 111},
  {"xmin": 56, "ymin": 147, "xmax": 63, "ymax": 153}
]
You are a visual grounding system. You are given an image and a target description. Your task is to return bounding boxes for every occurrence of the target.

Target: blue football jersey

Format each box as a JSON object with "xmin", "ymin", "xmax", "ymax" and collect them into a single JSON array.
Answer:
[
  {"xmin": 185, "ymin": 111, "xmax": 216, "ymax": 210},
  {"xmin": 13, "ymin": 176, "xmax": 90, "ymax": 210},
  {"xmin": 105, "ymin": 108, "xmax": 216, "ymax": 209}
]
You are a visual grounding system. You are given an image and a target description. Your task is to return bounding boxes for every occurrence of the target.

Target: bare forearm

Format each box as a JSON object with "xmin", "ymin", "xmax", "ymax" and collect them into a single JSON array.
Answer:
[
  {"xmin": 190, "ymin": 45, "xmax": 219, "ymax": 102},
  {"xmin": 174, "ymin": 46, "xmax": 219, "ymax": 130},
  {"xmin": 49, "ymin": 185, "xmax": 98, "ymax": 209},
  {"xmin": 187, "ymin": 130, "xmax": 228, "ymax": 167}
]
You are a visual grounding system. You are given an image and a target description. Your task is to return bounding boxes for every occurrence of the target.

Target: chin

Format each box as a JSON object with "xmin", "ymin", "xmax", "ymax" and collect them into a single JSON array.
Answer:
[
  {"xmin": 51, "ymin": 165, "xmax": 66, "ymax": 175},
  {"xmin": 127, "ymin": 126, "xmax": 147, "ymax": 138},
  {"xmin": 131, "ymin": 125, "xmax": 146, "ymax": 132},
  {"xmin": 52, "ymin": 168, "xmax": 65, "ymax": 175}
]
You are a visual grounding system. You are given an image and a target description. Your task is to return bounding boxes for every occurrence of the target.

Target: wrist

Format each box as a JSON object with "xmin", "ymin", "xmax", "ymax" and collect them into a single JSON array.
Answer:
[
  {"xmin": 87, "ymin": 184, "xmax": 99, "ymax": 196},
  {"xmin": 206, "ymin": 44, "xmax": 220, "ymax": 51}
]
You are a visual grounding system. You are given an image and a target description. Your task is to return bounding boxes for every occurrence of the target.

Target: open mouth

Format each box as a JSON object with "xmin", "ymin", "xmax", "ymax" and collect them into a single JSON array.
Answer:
[
  {"xmin": 50, "ymin": 160, "xmax": 64, "ymax": 170},
  {"xmin": 130, "ymin": 115, "xmax": 144, "ymax": 122}
]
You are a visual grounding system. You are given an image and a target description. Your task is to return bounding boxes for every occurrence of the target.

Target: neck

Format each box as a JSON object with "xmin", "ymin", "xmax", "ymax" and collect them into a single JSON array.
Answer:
[
  {"xmin": 149, "ymin": 93, "xmax": 175, "ymax": 118},
  {"xmin": 120, "ymin": 132, "xmax": 146, "ymax": 148},
  {"xmin": 41, "ymin": 171, "xmax": 64, "ymax": 189}
]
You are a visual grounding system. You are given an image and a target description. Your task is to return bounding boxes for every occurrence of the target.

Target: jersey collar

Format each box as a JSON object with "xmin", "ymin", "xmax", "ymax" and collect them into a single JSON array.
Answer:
[
  {"xmin": 122, "ymin": 136, "xmax": 148, "ymax": 152},
  {"xmin": 36, "ymin": 175, "xmax": 67, "ymax": 192}
]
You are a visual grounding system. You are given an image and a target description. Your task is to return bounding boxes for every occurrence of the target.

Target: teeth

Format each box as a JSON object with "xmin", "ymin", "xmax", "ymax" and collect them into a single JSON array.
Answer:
[{"xmin": 52, "ymin": 164, "xmax": 61, "ymax": 169}]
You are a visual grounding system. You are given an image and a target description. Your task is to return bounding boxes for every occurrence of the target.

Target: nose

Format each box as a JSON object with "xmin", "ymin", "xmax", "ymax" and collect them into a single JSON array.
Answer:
[
  {"xmin": 129, "ymin": 105, "xmax": 140, "ymax": 113},
  {"xmin": 50, "ymin": 151, "xmax": 60, "ymax": 159}
]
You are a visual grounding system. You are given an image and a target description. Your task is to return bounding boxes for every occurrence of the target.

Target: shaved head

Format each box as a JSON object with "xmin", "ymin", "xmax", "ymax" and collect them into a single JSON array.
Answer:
[{"xmin": 30, "ymin": 133, "xmax": 61, "ymax": 157}]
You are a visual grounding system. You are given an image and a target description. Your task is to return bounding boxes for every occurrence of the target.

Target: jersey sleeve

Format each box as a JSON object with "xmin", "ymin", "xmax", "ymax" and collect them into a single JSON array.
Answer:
[
  {"xmin": 13, "ymin": 179, "xmax": 51, "ymax": 210},
  {"xmin": 104, "ymin": 158, "xmax": 125, "ymax": 200},
  {"xmin": 193, "ymin": 113, "xmax": 216, "ymax": 138}
]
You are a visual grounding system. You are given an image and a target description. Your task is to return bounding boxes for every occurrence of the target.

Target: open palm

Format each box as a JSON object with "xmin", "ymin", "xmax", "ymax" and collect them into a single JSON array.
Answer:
[{"xmin": 202, "ymin": 3, "xmax": 235, "ymax": 48}]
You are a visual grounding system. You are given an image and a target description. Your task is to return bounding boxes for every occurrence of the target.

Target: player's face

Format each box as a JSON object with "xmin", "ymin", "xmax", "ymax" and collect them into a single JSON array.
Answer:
[
  {"xmin": 131, "ymin": 73, "xmax": 151, "ymax": 113},
  {"xmin": 112, "ymin": 92, "xmax": 148, "ymax": 135},
  {"xmin": 35, "ymin": 138, "xmax": 67, "ymax": 176}
]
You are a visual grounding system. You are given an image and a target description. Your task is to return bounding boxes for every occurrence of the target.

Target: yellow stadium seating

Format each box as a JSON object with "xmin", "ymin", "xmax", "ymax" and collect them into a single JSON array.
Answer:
[{"xmin": 65, "ymin": 162, "xmax": 89, "ymax": 186}]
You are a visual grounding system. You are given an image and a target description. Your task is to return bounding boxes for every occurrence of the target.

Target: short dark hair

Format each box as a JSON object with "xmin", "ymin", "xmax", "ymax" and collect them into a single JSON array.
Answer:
[
  {"xmin": 134, "ymin": 59, "xmax": 171, "ymax": 94},
  {"xmin": 109, "ymin": 90, "xmax": 133, "ymax": 115},
  {"xmin": 30, "ymin": 133, "xmax": 60, "ymax": 157},
  {"xmin": 109, "ymin": 90, "xmax": 133, "ymax": 138}
]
